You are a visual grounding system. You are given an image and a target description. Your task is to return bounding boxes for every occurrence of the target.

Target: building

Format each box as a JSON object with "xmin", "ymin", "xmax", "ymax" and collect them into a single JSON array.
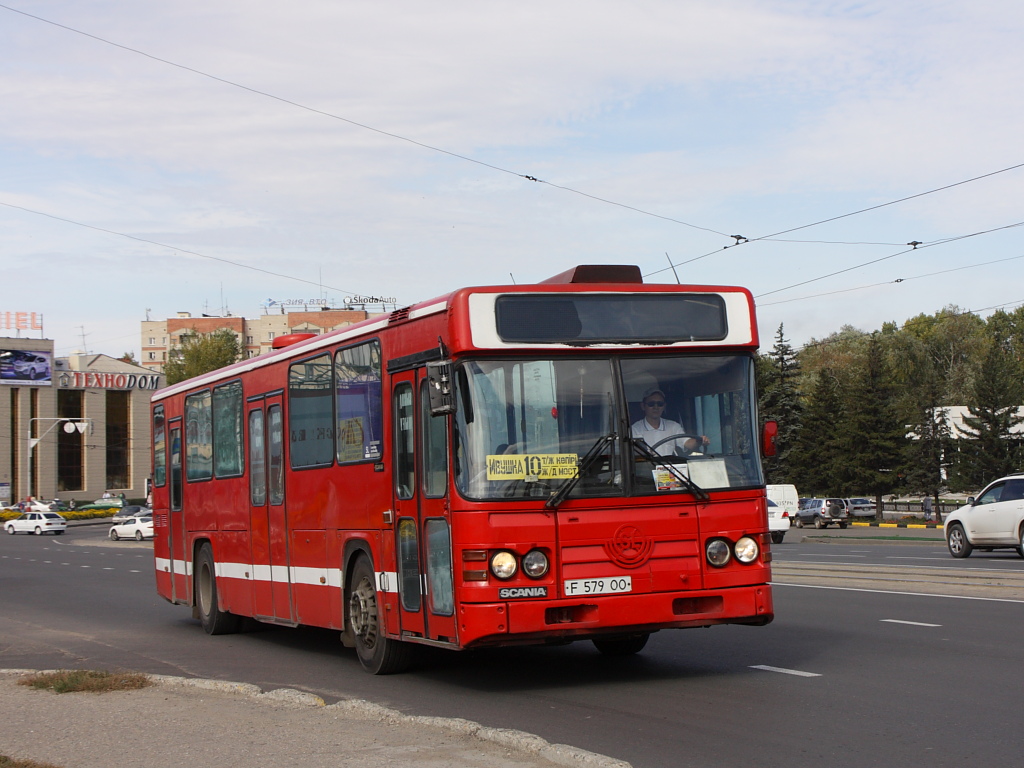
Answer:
[
  {"xmin": 1, "ymin": 337, "xmax": 163, "ymax": 507},
  {"xmin": 140, "ymin": 307, "xmax": 381, "ymax": 373}
]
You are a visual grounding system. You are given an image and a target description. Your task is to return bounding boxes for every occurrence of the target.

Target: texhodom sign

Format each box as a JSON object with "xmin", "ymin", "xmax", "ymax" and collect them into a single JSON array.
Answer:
[{"xmin": 58, "ymin": 372, "xmax": 162, "ymax": 391}]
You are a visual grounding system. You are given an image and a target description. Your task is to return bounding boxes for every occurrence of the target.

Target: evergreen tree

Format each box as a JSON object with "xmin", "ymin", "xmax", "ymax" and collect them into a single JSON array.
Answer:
[
  {"xmin": 758, "ymin": 324, "xmax": 803, "ymax": 484},
  {"xmin": 834, "ymin": 334, "xmax": 903, "ymax": 515},
  {"xmin": 164, "ymin": 329, "xmax": 242, "ymax": 385},
  {"xmin": 789, "ymin": 367, "xmax": 844, "ymax": 496},
  {"xmin": 954, "ymin": 338, "xmax": 1024, "ymax": 487}
]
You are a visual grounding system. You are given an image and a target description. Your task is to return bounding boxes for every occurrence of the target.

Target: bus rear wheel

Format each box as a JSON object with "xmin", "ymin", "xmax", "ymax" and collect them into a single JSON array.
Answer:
[
  {"xmin": 592, "ymin": 633, "xmax": 650, "ymax": 656},
  {"xmin": 348, "ymin": 555, "xmax": 413, "ymax": 674},
  {"xmin": 195, "ymin": 543, "xmax": 241, "ymax": 635}
]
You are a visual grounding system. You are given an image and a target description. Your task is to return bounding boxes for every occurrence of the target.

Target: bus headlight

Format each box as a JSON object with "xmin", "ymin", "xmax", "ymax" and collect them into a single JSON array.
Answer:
[
  {"xmin": 706, "ymin": 539, "xmax": 731, "ymax": 567},
  {"xmin": 522, "ymin": 549, "xmax": 549, "ymax": 579},
  {"xmin": 734, "ymin": 536, "xmax": 759, "ymax": 563},
  {"xmin": 490, "ymin": 551, "xmax": 518, "ymax": 580}
]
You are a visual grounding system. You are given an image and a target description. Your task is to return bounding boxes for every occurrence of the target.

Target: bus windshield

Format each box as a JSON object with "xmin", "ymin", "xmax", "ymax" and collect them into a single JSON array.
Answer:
[{"xmin": 453, "ymin": 354, "xmax": 763, "ymax": 501}]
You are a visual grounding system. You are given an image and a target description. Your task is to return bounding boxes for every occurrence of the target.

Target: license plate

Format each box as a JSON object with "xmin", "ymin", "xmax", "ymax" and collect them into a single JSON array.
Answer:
[{"xmin": 563, "ymin": 576, "xmax": 632, "ymax": 597}]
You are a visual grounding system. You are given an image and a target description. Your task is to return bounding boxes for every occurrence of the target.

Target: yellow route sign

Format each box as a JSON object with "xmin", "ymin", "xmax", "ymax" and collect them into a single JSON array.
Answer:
[{"xmin": 486, "ymin": 453, "xmax": 579, "ymax": 481}]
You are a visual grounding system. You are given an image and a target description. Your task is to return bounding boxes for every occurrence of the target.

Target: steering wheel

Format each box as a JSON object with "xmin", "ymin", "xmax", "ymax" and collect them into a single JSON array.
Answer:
[
  {"xmin": 503, "ymin": 479, "xmax": 554, "ymax": 498},
  {"xmin": 647, "ymin": 434, "xmax": 703, "ymax": 455}
]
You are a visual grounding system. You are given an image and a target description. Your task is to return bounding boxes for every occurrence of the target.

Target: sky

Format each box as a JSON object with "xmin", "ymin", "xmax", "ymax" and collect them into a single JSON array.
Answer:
[{"xmin": 2, "ymin": 0, "xmax": 1023, "ymax": 360}]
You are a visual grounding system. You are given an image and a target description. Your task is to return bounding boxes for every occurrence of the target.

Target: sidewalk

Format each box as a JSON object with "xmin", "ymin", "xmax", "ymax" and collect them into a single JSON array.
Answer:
[{"xmin": 0, "ymin": 671, "xmax": 629, "ymax": 768}]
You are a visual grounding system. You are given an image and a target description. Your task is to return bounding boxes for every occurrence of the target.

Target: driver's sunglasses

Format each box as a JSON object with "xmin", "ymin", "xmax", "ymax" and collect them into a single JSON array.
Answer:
[{"xmin": 644, "ymin": 400, "xmax": 665, "ymax": 407}]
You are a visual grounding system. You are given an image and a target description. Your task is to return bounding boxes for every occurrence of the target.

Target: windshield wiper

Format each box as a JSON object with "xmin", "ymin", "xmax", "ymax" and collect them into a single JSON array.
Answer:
[
  {"xmin": 545, "ymin": 432, "xmax": 617, "ymax": 510},
  {"xmin": 630, "ymin": 437, "xmax": 710, "ymax": 500}
]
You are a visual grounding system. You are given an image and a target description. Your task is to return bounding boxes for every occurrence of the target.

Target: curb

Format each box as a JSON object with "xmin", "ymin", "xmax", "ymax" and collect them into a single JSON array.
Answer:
[
  {"xmin": 850, "ymin": 521, "xmax": 944, "ymax": 529},
  {"xmin": 2, "ymin": 670, "xmax": 631, "ymax": 768}
]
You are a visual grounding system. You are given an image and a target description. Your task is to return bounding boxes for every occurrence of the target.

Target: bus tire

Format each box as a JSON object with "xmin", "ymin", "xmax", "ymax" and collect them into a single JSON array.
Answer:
[
  {"xmin": 593, "ymin": 633, "xmax": 650, "ymax": 656},
  {"xmin": 195, "ymin": 543, "xmax": 241, "ymax": 635},
  {"xmin": 347, "ymin": 555, "xmax": 413, "ymax": 674}
]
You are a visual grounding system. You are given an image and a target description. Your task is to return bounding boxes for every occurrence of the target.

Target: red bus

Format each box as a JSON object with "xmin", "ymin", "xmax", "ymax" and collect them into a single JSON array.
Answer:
[{"xmin": 151, "ymin": 265, "xmax": 776, "ymax": 674}]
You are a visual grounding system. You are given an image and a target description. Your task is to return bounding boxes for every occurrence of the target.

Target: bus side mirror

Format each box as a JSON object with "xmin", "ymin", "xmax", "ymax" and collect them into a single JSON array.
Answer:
[
  {"xmin": 762, "ymin": 420, "xmax": 778, "ymax": 457},
  {"xmin": 426, "ymin": 361, "xmax": 456, "ymax": 415}
]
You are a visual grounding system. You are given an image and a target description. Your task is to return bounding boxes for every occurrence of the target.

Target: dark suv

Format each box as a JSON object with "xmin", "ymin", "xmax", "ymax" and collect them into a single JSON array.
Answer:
[{"xmin": 794, "ymin": 497, "xmax": 849, "ymax": 529}]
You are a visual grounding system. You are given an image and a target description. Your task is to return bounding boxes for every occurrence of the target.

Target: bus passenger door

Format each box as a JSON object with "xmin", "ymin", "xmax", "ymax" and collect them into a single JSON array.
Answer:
[
  {"xmin": 391, "ymin": 371, "xmax": 457, "ymax": 645},
  {"xmin": 249, "ymin": 394, "xmax": 294, "ymax": 624},
  {"xmin": 247, "ymin": 399, "xmax": 274, "ymax": 620},
  {"xmin": 167, "ymin": 420, "xmax": 187, "ymax": 603}
]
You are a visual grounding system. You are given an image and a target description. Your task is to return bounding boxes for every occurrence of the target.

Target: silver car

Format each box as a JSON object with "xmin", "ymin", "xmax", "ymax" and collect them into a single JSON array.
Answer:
[{"xmin": 794, "ymin": 498, "xmax": 849, "ymax": 529}]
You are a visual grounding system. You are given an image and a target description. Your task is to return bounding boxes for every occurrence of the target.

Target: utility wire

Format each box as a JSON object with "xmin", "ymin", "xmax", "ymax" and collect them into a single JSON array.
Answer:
[
  {"xmin": 0, "ymin": 2, "xmax": 726, "ymax": 237},
  {"xmin": 0, "ymin": 199, "xmax": 368, "ymax": 297},
  {"xmin": 758, "ymin": 253, "xmax": 1024, "ymax": 307},
  {"xmin": 646, "ymin": 161, "xmax": 1024, "ymax": 279},
  {"xmin": 755, "ymin": 220, "xmax": 1024, "ymax": 298}
]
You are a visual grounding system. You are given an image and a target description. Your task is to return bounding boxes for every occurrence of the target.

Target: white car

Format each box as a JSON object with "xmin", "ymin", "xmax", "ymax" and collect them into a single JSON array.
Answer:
[
  {"xmin": 5, "ymin": 511, "xmax": 67, "ymax": 535},
  {"xmin": 944, "ymin": 473, "xmax": 1024, "ymax": 558},
  {"xmin": 767, "ymin": 498, "xmax": 789, "ymax": 543},
  {"xmin": 109, "ymin": 515, "xmax": 154, "ymax": 541}
]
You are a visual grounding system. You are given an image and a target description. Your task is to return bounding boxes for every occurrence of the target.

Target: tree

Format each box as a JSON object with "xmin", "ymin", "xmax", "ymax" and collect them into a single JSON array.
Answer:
[
  {"xmin": 833, "ymin": 334, "xmax": 904, "ymax": 516},
  {"xmin": 164, "ymin": 329, "xmax": 241, "ymax": 385},
  {"xmin": 758, "ymin": 324, "xmax": 803, "ymax": 484},
  {"xmin": 117, "ymin": 351, "xmax": 138, "ymax": 365},
  {"xmin": 953, "ymin": 337, "xmax": 1024, "ymax": 488},
  {"xmin": 789, "ymin": 367, "xmax": 845, "ymax": 496}
]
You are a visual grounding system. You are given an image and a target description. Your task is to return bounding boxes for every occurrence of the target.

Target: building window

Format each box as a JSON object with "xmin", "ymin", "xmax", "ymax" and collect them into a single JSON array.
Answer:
[
  {"xmin": 148, "ymin": 337, "xmax": 156, "ymax": 345},
  {"xmin": 57, "ymin": 389, "xmax": 84, "ymax": 492},
  {"xmin": 106, "ymin": 390, "xmax": 131, "ymax": 490},
  {"xmin": 268, "ymin": 332, "xmax": 275, "ymax": 340},
  {"xmin": 148, "ymin": 352, "xmax": 156, "ymax": 360}
]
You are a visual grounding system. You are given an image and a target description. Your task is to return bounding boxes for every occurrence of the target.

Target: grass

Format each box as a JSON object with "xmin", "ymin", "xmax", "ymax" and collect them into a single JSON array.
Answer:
[{"xmin": 17, "ymin": 669, "xmax": 151, "ymax": 694}]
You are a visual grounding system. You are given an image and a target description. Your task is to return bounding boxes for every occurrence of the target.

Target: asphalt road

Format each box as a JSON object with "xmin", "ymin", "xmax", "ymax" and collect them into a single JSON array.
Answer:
[{"xmin": 3, "ymin": 524, "xmax": 1024, "ymax": 768}]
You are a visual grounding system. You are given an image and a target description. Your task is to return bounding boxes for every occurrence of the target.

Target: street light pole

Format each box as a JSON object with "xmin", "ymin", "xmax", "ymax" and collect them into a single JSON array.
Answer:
[{"xmin": 27, "ymin": 418, "xmax": 92, "ymax": 502}]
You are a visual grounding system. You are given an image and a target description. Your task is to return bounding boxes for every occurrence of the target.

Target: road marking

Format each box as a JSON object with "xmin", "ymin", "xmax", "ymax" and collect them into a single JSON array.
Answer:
[
  {"xmin": 881, "ymin": 619, "xmax": 941, "ymax": 627},
  {"xmin": 750, "ymin": 665, "xmax": 821, "ymax": 678}
]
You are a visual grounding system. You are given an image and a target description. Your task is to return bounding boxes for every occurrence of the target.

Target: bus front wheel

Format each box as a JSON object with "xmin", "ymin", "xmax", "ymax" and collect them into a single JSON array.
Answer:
[
  {"xmin": 347, "ymin": 555, "xmax": 413, "ymax": 674},
  {"xmin": 195, "ymin": 543, "xmax": 241, "ymax": 635}
]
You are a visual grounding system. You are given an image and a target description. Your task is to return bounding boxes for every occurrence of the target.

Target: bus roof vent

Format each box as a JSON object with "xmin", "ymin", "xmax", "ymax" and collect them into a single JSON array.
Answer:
[
  {"xmin": 272, "ymin": 333, "xmax": 317, "ymax": 349},
  {"xmin": 389, "ymin": 306, "xmax": 412, "ymax": 324},
  {"xmin": 539, "ymin": 265, "xmax": 643, "ymax": 285}
]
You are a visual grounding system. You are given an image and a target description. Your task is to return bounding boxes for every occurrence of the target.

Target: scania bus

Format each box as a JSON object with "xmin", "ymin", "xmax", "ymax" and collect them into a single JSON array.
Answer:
[{"xmin": 150, "ymin": 264, "xmax": 776, "ymax": 673}]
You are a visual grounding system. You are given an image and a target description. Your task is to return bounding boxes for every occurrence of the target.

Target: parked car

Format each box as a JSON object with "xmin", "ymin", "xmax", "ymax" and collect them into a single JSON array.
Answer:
[
  {"xmin": 794, "ymin": 497, "xmax": 849, "ymax": 529},
  {"xmin": 845, "ymin": 497, "xmax": 875, "ymax": 517},
  {"xmin": 111, "ymin": 505, "xmax": 152, "ymax": 524},
  {"xmin": 767, "ymin": 498, "xmax": 789, "ymax": 543},
  {"xmin": 4, "ymin": 511, "xmax": 67, "ymax": 535},
  {"xmin": 109, "ymin": 515, "xmax": 153, "ymax": 541},
  {"xmin": 944, "ymin": 473, "xmax": 1024, "ymax": 559},
  {"xmin": 75, "ymin": 497, "xmax": 125, "ymax": 512}
]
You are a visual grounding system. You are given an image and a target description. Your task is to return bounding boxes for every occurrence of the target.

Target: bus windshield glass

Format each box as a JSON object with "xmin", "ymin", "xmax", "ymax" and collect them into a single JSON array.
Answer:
[{"xmin": 453, "ymin": 354, "xmax": 762, "ymax": 501}]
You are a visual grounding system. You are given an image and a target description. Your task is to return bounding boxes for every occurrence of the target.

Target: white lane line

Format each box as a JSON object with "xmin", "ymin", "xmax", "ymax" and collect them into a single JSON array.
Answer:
[
  {"xmin": 751, "ymin": 665, "xmax": 822, "ymax": 678},
  {"xmin": 881, "ymin": 619, "xmax": 941, "ymax": 627}
]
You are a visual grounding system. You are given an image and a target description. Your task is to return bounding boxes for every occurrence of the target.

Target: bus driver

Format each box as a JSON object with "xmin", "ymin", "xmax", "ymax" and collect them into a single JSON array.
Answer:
[{"xmin": 631, "ymin": 388, "xmax": 710, "ymax": 456}]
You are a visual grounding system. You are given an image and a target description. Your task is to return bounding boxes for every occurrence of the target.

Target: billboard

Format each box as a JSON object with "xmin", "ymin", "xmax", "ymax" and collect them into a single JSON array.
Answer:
[{"xmin": 0, "ymin": 349, "xmax": 53, "ymax": 385}]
